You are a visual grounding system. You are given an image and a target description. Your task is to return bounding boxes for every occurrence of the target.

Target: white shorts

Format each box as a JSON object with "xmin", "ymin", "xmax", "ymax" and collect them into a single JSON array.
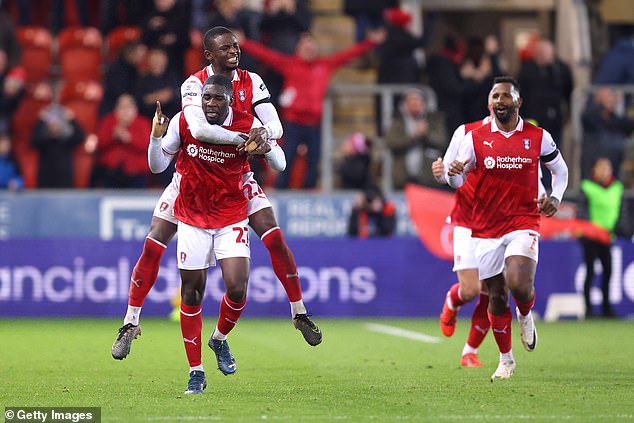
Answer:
[
  {"xmin": 177, "ymin": 219, "xmax": 251, "ymax": 270},
  {"xmin": 153, "ymin": 172, "xmax": 181, "ymax": 225},
  {"xmin": 153, "ymin": 172, "xmax": 271, "ymax": 225},
  {"xmin": 452, "ymin": 225, "xmax": 478, "ymax": 272},
  {"xmin": 473, "ymin": 230, "xmax": 540, "ymax": 280},
  {"xmin": 242, "ymin": 171, "xmax": 272, "ymax": 216}
]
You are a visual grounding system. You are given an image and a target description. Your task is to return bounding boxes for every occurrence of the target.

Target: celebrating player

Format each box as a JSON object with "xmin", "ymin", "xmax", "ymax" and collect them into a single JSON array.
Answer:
[
  {"xmin": 112, "ymin": 27, "xmax": 322, "ymax": 361},
  {"xmin": 148, "ymin": 75, "xmax": 267, "ymax": 394},
  {"xmin": 431, "ymin": 112, "xmax": 493, "ymax": 368},
  {"xmin": 447, "ymin": 76, "xmax": 568, "ymax": 380}
]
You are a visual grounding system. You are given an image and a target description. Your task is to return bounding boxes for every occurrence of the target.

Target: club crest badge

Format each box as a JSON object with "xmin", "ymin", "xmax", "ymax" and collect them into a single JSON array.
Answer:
[{"xmin": 523, "ymin": 138, "xmax": 531, "ymax": 150}]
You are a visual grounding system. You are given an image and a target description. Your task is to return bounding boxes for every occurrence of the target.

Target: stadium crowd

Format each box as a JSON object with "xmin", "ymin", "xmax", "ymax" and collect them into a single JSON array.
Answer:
[{"xmin": 0, "ymin": 0, "xmax": 633, "ymax": 192}]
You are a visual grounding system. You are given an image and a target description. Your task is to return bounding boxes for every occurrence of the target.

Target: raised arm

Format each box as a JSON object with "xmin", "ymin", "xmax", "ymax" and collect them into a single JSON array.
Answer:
[{"xmin": 148, "ymin": 103, "xmax": 181, "ymax": 173}]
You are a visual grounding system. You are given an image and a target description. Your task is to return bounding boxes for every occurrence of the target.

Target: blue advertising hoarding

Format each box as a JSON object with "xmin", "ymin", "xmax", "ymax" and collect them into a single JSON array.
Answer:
[{"xmin": 2, "ymin": 238, "xmax": 633, "ymax": 318}]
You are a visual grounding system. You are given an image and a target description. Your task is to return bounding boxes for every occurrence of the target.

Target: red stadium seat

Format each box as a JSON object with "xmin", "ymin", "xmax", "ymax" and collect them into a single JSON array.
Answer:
[
  {"xmin": 57, "ymin": 26, "xmax": 103, "ymax": 82},
  {"xmin": 60, "ymin": 80, "xmax": 103, "ymax": 187},
  {"xmin": 184, "ymin": 29, "xmax": 204, "ymax": 78},
  {"xmin": 16, "ymin": 26, "xmax": 53, "ymax": 83},
  {"xmin": 106, "ymin": 25, "xmax": 142, "ymax": 63}
]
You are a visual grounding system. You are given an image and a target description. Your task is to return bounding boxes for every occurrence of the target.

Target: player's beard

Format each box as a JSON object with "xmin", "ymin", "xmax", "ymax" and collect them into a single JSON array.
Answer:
[{"xmin": 494, "ymin": 105, "xmax": 516, "ymax": 124}]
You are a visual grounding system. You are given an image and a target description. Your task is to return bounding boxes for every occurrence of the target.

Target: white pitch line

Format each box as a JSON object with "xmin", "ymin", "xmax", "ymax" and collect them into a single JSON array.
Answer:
[{"xmin": 365, "ymin": 323, "xmax": 441, "ymax": 343}]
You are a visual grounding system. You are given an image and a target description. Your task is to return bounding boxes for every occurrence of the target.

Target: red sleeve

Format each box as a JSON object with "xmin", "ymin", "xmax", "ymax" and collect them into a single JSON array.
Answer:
[
  {"xmin": 324, "ymin": 39, "xmax": 377, "ymax": 69},
  {"xmin": 240, "ymin": 39, "xmax": 293, "ymax": 75}
]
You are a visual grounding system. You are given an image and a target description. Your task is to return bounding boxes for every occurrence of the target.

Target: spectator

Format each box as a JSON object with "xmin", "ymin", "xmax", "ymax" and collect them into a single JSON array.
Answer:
[
  {"xmin": 0, "ymin": 5, "xmax": 20, "ymax": 69},
  {"xmin": 140, "ymin": 0, "xmax": 191, "ymax": 77},
  {"xmin": 578, "ymin": 157, "xmax": 629, "ymax": 318},
  {"xmin": 517, "ymin": 39, "xmax": 573, "ymax": 146},
  {"xmin": 0, "ymin": 132, "xmax": 23, "ymax": 191},
  {"xmin": 241, "ymin": 28, "xmax": 386, "ymax": 189},
  {"xmin": 344, "ymin": 0, "xmax": 395, "ymax": 43},
  {"xmin": 594, "ymin": 31, "xmax": 634, "ymax": 85},
  {"xmin": 99, "ymin": 41, "xmax": 147, "ymax": 118},
  {"xmin": 30, "ymin": 104, "xmax": 85, "ymax": 188},
  {"xmin": 375, "ymin": 8, "xmax": 427, "ymax": 135},
  {"xmin": 100, "ymin": 0, "xmax": 154, "ymax": 35},
  {"xmin": 460, "ymin": 36, "xmax": 503, "ymax": 122},
  {"xmin": 581, "ymin": 87, "xmax": 634, "ymax": 178},
  {"xmin": 0, "ymin": 48, "xmax": 25, "ymax": 134},
  {"xmin": 207, "ymin": 0, "xmax": 261, "ymax": 71},
  {"xmin": 384, "ymin": 88, "xmax": 446, "ymax": 189},
  {"xmin": 337, "ymin": 132, "xmax": 374, "ymax": 190},
  {"xmin": 347, "ymin": 184, "xmax": 396, "ymax": 238},
  {"xmin": 426, "ymin": 36, "xmax": 466, "ymax": 135},
  {"xmin": 134, "ymin": 46, "xmax": 181, "ymax": 120},
  {"xmin": 92, "ymin": 94, "xmax": 151, "ymax": 188},
  {"xmin": 259, "ymin": 0, "xmax": 312, "ymax": 105}
]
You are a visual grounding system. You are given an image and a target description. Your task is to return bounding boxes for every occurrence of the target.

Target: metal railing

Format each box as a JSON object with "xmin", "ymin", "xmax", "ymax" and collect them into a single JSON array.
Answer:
[{"xmin": 320, "ymin": 83, "xmax": 437, "ymax": 193}]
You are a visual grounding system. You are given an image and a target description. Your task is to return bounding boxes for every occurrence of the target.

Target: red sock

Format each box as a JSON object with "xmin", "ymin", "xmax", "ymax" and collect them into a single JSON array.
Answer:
[
  {"xmin": 467, "ymin": 293, "xmax": 490, "ymax": 349},
  {"xmin": 128, "ymin": 237, "xmax": 166, "ymax": 307},
  {"xmin": 180, "ymin": 304, "xmax": 202, "ymax": 367},
  {"xmin": 488, "ymin": 307, "xmax": 512, "ymax": 354},
  {"xmin": 217, "ymin": 294, "xmax": 246, "ymax": 336},
  {"xmin": 261, "ymin": 227, "xmax": 303, "ymax": 302},
  {"xmin": 448, "ymin": 283, "xmax": 466, "ymax": 308},
  {"xmin": 514, "ymin": 292, "xmax": 536, "ymax": 316}
]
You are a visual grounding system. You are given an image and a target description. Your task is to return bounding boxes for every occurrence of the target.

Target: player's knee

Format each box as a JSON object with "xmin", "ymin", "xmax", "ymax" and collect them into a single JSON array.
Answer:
[
  {"xmin": 226, "ymin": 286, "xmax": 247, "ymax": 303},
  {"xmin": 181, "ymin": 287, "xmax": 203, "ymax": 305},
  {"xmin": 460, "ymin": 284, "xmax": 479, "ymax": 302}
]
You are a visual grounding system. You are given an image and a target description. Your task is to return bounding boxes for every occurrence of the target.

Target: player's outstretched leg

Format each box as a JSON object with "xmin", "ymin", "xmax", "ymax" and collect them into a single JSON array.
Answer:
[
  {"xmin": 440, "ymin": 283, "xmax": 465, "ymax": 337},
  {"xmin": 260, "ymin": 225, "xmax": 322, "ymax": 346},
  {"xmin": 460, "ymin": 293, "xmax": 490, "ymax": 367},
  {"xmin": 112, "ymin": 323, "xmax": 142, "ymax": 360},
  {"xmin": 184, "ymin": 370, "xmax": 207, "ymax": 395},
  {"xmin": 208, "ymin": 338, "xmax": 237, "ymax": 375},
  {"xmin": 112, "ymin": 235, "xmax": 167, "ymax": 359}
]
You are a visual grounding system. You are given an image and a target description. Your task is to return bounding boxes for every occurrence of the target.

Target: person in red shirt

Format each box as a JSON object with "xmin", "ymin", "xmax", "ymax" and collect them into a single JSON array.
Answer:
[
  {"xmin": 148, "ymin": 75, "xmax": 268, "ymax": 394},
  {"xmin": 93, "ymin": 93, "xmax": 151, "ymax": 188},
  {"xmin": 447, "ymin": 76, "xmax": 569, "ymax": 381},
  {"xmin": 240, "ymin": 28, "xmax": 386, "ymax": 188}
]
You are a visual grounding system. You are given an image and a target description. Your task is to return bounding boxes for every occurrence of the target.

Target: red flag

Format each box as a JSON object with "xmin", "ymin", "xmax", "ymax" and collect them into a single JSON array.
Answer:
[
  {"xmin": 404, "ymin": 183, "xmax": 612, "ymax": 261},
  {"xmin": 404, "ymin": 184, "xmax": 454, "ymax": 261}
]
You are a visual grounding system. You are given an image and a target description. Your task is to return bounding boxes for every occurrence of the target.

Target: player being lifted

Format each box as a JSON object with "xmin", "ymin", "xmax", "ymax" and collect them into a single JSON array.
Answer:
[
  {"xmin": 447, "ymin": 76, "xmax": 568, "ymax": 380},
  {"xmin": 112, "ymin": 27, "xmax": 322, "ymax": 361}
]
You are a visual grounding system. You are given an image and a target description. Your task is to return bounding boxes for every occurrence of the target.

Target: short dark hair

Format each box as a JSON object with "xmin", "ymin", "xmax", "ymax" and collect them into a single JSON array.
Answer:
[
  {"xmin": 203, "ymin": 74, "xmax": 233, "ymax": 94},
  {"xmin": 203, "ymin": 26, "xmax": 234, "ymax": 50},
  {"xmin": 493, "ymin": 76, "xmax": 520, "ymax": 93}
]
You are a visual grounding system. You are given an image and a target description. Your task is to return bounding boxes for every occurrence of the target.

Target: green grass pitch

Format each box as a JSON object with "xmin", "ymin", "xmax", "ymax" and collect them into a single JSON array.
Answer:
[{"xmin": 1, "ymin": 317, "xmax": 633, "ymax": 422}]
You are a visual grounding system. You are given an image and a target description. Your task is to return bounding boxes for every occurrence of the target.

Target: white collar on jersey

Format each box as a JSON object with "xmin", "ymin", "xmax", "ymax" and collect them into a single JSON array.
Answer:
[
  {"xmin": 206, "ymin": 64, "xmax": 240, "ymax": 82},
  {"xmin": 222, "ymin": 107, "xmax": 234, "ymax": 126},
  {"xmin": 491, "ymin": 116, "xmax": 524, "ymax": 137}
]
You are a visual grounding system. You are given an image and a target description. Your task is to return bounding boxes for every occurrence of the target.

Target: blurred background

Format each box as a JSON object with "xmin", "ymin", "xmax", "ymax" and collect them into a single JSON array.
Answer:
[{"xmin": 0, "ymin": 0, "xmax": 633, "ymax": 320}]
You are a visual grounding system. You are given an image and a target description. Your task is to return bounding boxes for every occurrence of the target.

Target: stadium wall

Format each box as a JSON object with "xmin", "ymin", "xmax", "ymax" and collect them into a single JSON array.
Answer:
[{"xmin": 1, "ymin": 191, "xmax": 633, "ymax": 318}]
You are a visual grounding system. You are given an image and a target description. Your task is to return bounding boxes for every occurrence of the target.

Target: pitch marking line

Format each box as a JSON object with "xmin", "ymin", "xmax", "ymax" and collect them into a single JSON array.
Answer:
[{"xmin": 365, "ymin": 323, "xmax": 441, "ymax": 343}]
